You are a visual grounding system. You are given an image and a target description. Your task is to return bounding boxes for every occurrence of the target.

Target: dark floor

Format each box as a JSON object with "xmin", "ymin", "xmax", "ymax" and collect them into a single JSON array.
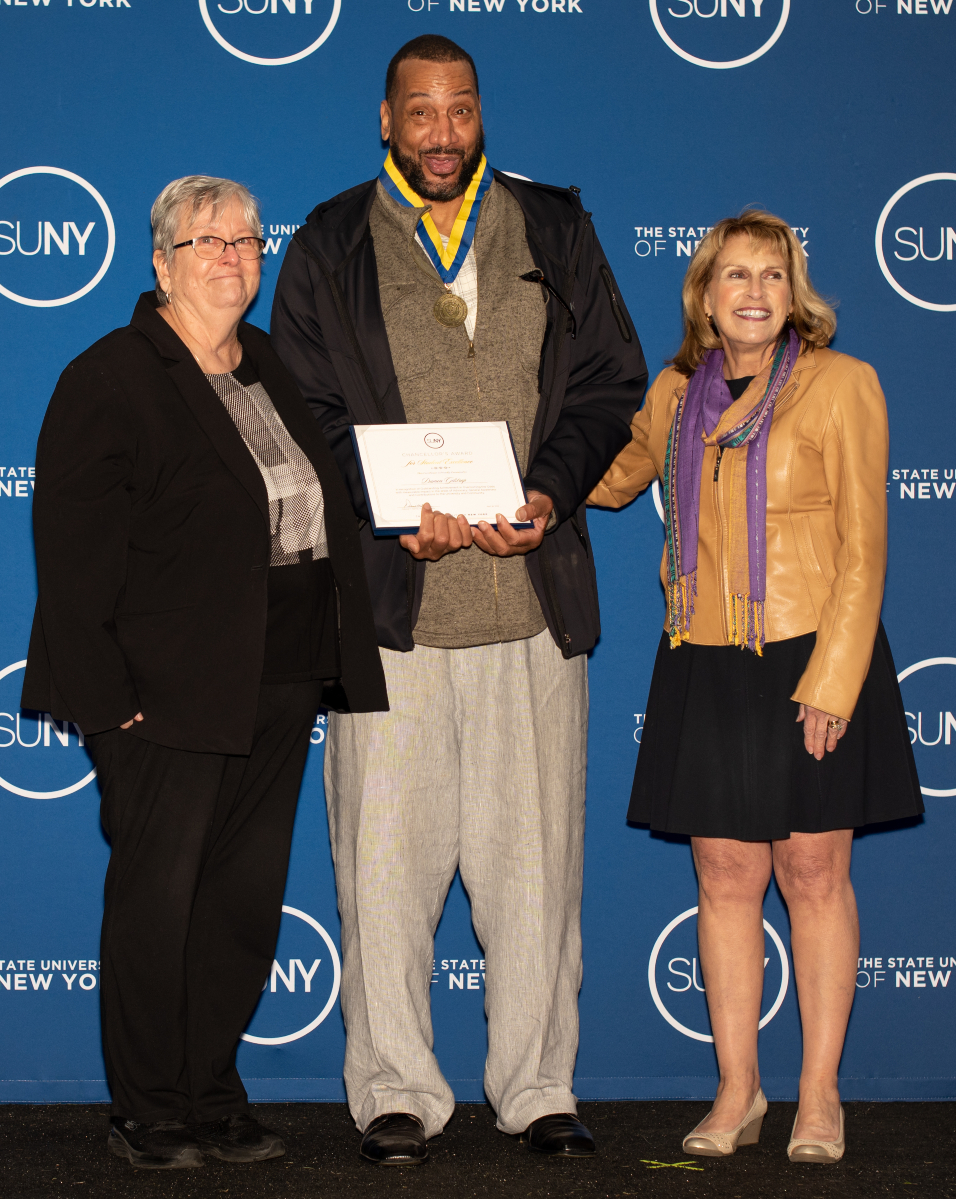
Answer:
[{"xmin": 0, "ymin": 1102, "xmax": 952, "ymax": 1199}]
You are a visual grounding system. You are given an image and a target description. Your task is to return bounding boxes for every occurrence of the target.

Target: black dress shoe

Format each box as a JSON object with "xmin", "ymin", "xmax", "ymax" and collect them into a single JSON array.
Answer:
[
  {"xmin": 360, "ymin": 1113, "xmax": 429, "ymax": 1165},
  {"xmin": 108, "ymin": 1118, "xmax": 204, "ymax": 1169},
  {"xmin": 190, "ymin": 1112, "xmax": 286, "ymax": 1162},
  {"xmin": 521, "ymin": 1113, "xmax": 596, "ymax": 1156}
]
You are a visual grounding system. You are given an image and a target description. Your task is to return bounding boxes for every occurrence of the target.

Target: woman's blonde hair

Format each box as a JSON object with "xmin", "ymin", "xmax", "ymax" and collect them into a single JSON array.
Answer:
[{"xmin": 669, "ymin": 209, "xmax": 837, "ymax": 377}]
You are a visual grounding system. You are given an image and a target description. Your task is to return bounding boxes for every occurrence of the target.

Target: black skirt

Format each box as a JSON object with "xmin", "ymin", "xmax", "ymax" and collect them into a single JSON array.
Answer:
[{"xmin": 629, "ymin": 623, "xmax": 924, "ymax": 841}]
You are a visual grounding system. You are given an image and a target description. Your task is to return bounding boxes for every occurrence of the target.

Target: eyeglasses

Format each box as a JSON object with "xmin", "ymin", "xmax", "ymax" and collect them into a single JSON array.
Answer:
[{"xmin": 173, "ymin": 235, "xmax": 265, "ymax": 261}]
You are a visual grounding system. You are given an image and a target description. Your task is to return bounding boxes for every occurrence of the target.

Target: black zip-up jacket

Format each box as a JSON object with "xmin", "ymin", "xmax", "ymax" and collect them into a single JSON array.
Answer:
[{"xmin": 271, "ymin": 171, "xmax": 647, "ymax": 658}]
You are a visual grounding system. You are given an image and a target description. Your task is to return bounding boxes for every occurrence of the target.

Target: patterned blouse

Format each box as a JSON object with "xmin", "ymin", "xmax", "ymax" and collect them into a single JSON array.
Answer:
[{"xmin": 204, "ymin": 367, "xmax": 328, "ymax": 565}]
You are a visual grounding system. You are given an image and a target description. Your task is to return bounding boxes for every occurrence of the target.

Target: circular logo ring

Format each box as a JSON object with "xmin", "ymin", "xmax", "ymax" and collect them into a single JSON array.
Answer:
[
  {"xmin": 0, "ymin": 167, "xmax": 115, "ymax": 309},
  {"xmin": 649, "ymin": 0, "xmax": 790, "ymax": 70},
  {"xmin": 0, "ymin": 661, "xmax": 98, "ymax": 799},
  {"xmin": 652, "ymin": 478, "xmax": 665, "ymax": 524},
  {"xmin": 199, "ymin": 0, "xmax": 341, "ymax": 66},
  {"xmin": 647, "ymin": 906, "xmax": 790, "ymax": 1043},
  {"xmin": 875, "ymin": 174, "xmax": 956, "ymax": 313},
  {"xmin": 897, "ymin": 656, "xmax": 956, "ymax": 796},
  {"xmin": 241, "ymin": 906, "xmax": 342, "ymax": 1045}
]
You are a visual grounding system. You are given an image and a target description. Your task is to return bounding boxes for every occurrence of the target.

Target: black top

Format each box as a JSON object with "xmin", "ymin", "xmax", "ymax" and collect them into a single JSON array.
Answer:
[
  {"xmin": 23, "ymin": 293, "xmax": 388, "ymax": 755},
  {"xmin": 727, "ymin": 375, "xmax": 756, "ymax": 401},
  {"xmin": 262, "ymin": 557, "xmax": 339, "ymax": 684},
  {"xmin": 229, "ymin": 357, "xmax": 340, "ymax": 685}
]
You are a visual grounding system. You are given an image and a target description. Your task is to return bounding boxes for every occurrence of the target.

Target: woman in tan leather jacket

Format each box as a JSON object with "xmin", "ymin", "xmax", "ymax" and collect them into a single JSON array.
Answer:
[{"xmin": 590, "ymin": 210, "xmax": 922, "ymax": 1165}]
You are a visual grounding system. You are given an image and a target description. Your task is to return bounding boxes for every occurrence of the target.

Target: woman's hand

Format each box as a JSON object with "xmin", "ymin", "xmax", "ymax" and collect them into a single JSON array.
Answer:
[
  {"xmin": 120, "ymin": 712, "xmax": 144, "ymax": 730},
  {"xmin": 796, "ymin": 704, "xmax": 848, "ymax": 761}
]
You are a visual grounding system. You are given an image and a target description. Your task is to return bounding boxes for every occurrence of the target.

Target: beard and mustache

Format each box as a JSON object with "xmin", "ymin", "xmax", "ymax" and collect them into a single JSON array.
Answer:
[{"xmin": 389, "ymin": 128, "xmax": 486, "ymax": 202}]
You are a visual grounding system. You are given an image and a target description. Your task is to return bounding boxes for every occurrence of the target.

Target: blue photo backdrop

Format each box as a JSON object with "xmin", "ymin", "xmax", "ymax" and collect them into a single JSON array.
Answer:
[{"xmin": 0, "ymin": 0, "xmax": 953, "ymax": 1103}]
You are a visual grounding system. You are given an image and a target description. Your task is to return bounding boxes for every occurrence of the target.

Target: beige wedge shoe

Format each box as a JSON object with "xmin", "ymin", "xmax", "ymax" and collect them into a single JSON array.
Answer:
[
  {"xmin": 682, "ymin": 1088, "xmax": 767, "ymax": 1157},
  {"xmin": 787, "ymin": 1106, "xmax": 845, "ymax": 1163}
]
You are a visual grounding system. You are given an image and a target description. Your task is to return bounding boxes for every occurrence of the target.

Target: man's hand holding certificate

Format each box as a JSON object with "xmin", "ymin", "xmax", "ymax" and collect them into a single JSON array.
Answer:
[
  {"xmin": 350, "ymin": 421, "xmax": 553, "ymax": 560},
  {"xmin": 400, "ymin": 492, "xmax": 554, "ymax": 562}
]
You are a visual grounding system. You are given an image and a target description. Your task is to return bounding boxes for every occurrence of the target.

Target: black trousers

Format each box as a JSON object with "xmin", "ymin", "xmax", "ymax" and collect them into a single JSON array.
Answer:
[{"xmin": 88, "ymin": 682, "xmax": 319, "ymax": 1124}]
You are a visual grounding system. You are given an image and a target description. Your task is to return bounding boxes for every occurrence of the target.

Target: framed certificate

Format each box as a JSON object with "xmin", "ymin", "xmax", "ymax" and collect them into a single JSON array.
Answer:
[{"xmin": 349, "ymin": 421, "xmax": 534, "ymax": 536}]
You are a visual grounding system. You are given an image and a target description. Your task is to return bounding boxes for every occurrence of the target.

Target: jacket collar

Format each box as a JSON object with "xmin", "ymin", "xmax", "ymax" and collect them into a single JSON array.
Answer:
[
  {"xmin": 130, "ymin": 292, "xmax": 269, "ymax": 526},
  {"xmin": 130, "ymin": 289, "xmax": 265, "ymax": 369},
  {"xmin": 297, "ymin": 180, "xmax": 379, "ymax": 273},
  {"xmin": 771, "ymin": 344, "xmax": 815, "ymax": 415},
  {"xmin": 297, "ymin": 167, "xmax": 588, "ymax": 274},
  {"xmin": 672, "ymin": 343, "xmax": 817, "ymax": 399},
  {"xmin": 130, "ymin": 289, "xmax": 190, "ymax": 359},
  {"xmin": 492, "ymin": 169, "xmax": 587, "ymax": 231}
]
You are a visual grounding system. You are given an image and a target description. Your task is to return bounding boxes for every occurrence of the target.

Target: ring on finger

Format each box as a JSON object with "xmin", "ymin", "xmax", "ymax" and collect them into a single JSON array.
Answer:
[{"xmin": 826, "ymin": 718, "xmax": 844, "ymax": 732}]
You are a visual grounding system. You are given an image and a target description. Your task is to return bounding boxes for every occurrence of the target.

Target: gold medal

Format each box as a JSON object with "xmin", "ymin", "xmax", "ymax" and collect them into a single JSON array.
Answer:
[{"xmin": 434, "ymin": 292, "xmax": 468, "ymax": 328}]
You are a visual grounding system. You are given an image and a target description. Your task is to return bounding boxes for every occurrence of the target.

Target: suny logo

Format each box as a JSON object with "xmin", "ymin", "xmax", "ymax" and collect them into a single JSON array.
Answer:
[
  {"xmin": 648, "ymin": 907, "xmax": 789, "ymax": 1041},
  {"xmin": 876, "ymin": 174, "xmax": 956, "ymax": 312},
  {"xmin": 0, "ymin": 167, "xmax": 114, "ymax": 308},
  {"xmin": 897, "ymin": 657, "xmax": 956, "ymax": 797},
  {"xmin": 0, "ymin": 662, "xmax": 97, "ymax": 800},
  {"xmin": 649, "ymin": 0, "xmax": 789, "ymax": 69},
  {"xmin": 199, "ymin": 0, "xmax": 341, "ymax": 66},
  {"xmin": 241, "ymin": 906, "xmax": 341, "ymax": 1045}
]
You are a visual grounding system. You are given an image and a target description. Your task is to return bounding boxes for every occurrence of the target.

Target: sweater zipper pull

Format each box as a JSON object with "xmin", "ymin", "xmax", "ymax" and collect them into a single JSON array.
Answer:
[
  {"xmin": 713, "ymin": 446, "xmax": 724, "ymax": 483},
  {"xmin": 467, "ymin": 341, "xmax": 475, "ymax": 359}
]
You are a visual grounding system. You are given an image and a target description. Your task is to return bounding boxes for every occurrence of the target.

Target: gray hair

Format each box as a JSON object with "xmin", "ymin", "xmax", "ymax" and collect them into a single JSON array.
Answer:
[{"xmin": 151, "ymin": 176, "xmax": 262, "ymax": 303}]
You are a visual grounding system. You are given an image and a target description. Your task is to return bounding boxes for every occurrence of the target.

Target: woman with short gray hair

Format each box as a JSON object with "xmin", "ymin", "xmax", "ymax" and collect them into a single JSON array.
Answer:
[{"xmin": 23, "ymin": 176, "xmax": 388, "ymax": 1169}]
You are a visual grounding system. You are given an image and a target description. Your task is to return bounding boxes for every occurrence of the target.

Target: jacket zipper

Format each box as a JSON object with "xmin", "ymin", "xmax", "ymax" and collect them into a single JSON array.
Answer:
[
  {"xmin": 714, "ymin": 443, "xmax": 729, "ymax": 642},
  {"xmin": 599, "ymin": 263, "xmax": 632, "ymax": 343}
]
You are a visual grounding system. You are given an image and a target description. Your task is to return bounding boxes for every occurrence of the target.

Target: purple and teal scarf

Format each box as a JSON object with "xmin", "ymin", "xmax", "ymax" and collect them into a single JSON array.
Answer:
[{"xmin": 663, "ymin": 327, "xmax": 800, "ymax": 654}]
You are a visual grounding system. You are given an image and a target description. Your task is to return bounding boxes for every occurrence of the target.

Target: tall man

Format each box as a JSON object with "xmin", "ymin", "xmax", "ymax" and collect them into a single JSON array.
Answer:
[{"xmin": 272, "ymin": 35, "xmax": 646, "ymax": 1165}]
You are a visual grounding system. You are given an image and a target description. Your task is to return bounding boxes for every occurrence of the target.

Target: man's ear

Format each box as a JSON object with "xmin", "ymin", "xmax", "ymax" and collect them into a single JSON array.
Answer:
[{"xmin": 380, "ymin": 99, "xmax": 391, "ymax": 143}]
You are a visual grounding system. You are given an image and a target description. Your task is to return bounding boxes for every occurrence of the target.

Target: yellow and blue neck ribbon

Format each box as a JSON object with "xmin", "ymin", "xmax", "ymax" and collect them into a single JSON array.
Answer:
[{"xmin": 379, "ymin": 151, "xmax": 492, "ymax": 285}]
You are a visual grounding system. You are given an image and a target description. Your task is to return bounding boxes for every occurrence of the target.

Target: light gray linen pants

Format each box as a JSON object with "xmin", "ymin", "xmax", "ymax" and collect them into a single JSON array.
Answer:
[{"xmin": 324, "ymin": 629, "xmax": 588, "ymax": 1137}]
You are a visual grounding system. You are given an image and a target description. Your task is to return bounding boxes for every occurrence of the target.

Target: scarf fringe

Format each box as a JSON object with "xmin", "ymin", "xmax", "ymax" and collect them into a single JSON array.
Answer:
[
  {"xmin": 729, "ymin": 593, "xmax": 765, "ymax": 656},
  {"xmin": 667, "ymin": 570, "xmax": 697, "ymax": 649}
]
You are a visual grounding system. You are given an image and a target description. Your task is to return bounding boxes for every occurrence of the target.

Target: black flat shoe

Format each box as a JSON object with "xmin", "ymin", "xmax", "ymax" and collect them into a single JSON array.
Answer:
[
  {"xmin": 520, "ymin": 1113, "xmax": 596, "ymax": 1156},
  {"xmin": 190, "ymin": 1112, "xmax": 285, "ymax": 1162},
  {"xmin": 360, "ymin": 1113, "xmax": 429, "ymax": 1166},
  {"xmin": 108, "ymin": 1118, "xmax": 204, "ymax": 1169}
]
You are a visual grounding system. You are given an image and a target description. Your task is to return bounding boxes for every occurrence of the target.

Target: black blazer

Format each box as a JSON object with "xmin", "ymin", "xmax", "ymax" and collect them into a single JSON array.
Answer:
[{"xmin": 22, "ymin": 292, "xmax": 388, "ymax": 754}]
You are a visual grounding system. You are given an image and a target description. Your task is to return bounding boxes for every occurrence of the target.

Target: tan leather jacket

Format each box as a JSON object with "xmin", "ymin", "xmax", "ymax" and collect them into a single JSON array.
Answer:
[{"xmin": 589, "ymin": 347, "xmax": 889, "ymax": 720}]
